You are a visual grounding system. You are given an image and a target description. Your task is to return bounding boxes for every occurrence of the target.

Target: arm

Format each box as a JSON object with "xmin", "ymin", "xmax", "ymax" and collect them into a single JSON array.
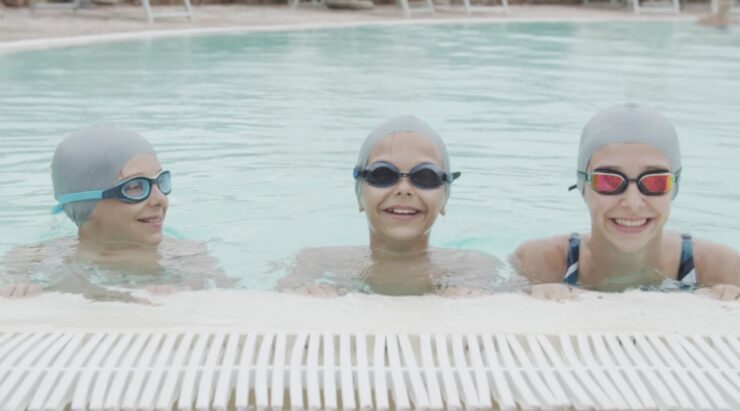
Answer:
[
  {"xmin": 510, "ymin": 235, "xmax": 570, "ymax": 284},
  {"xmin": 693, "ymin": 239, "xmax": 740, "ymax": 286}
]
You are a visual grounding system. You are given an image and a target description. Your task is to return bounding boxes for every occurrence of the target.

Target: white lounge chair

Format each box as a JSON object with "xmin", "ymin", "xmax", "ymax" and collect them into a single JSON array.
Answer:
[
  {"xmin": 29, "ymin": 0, "xmax": 82, "ymax": 15},
  {"xmin": 140, "ymin": 0, "xmax": 193, "ymax": 23},
  {"xmin": 397, "ymin": 0, "xmax": 435, "ymax": 17},
  {"xmin": 583, "ymin": 0, "xmax": 679, "ymax": 14}
]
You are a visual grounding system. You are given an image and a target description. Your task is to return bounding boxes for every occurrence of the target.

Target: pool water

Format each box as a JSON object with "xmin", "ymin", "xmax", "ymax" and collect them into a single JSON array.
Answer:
[{"xmin": 0, "ymin": 21, "xmax": 738, "ymax": 290}]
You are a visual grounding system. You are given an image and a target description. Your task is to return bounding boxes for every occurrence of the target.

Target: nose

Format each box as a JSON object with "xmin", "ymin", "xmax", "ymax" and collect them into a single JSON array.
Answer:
[
  {"xmin": 395, "ymin": 175, "xmax": 414, "ymax": 197},
  {"xmin": 146, "ymin": 184, "xmax": 167, "ymax": 207},
  {"xmin": 620, "ymin": 181, "xmax": 645, "ymax": 211}
]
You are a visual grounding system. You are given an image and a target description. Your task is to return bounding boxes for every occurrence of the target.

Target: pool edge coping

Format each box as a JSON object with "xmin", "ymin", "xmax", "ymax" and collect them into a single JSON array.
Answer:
[{"xmin": 0, "ymin": 11, "xmax": 699, "ymax": 55}]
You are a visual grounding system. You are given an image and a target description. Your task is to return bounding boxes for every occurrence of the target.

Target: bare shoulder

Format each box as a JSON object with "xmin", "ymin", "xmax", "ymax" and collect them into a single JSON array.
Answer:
[
  {"xmin": 160, "ymin": 237, "xmax": 208, "ymax": 257},
  {"xmin": 691, "ymin": 237, "xmax": 740, "ymax": 286},
  {"xmin": 3, "ymin": 238, "xmax": 76, "ymax": 274},
  {"xmin": 510, "ymin": 234, "xmax": 572, "ymax": 283}
]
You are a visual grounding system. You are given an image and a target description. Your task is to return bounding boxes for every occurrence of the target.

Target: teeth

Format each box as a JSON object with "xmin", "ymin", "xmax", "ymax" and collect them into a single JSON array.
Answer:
[
  {"xmin": 387, "ymin": 208, "xmax": 417, "ymax": 215},
  {"xmin": 140, "ymin": 217, "xmax": 161, "ymax": 223},
  {"xmin": 615, "ymin": 218, "xmax": 647, "ymax": 227}
]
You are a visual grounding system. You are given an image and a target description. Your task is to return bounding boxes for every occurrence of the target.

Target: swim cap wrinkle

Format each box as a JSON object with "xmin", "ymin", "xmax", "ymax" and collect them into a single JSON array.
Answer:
[
  {"xmin": 51, "ymin": 126, "xmax": 157, "ymax": 227},
  {"xmin": 354, "ymin": 116, "xmax": 454, "ymax": 202},
  {"xmin": 576, "ymin": 103, "xmax": 682, "ymax": 199}
]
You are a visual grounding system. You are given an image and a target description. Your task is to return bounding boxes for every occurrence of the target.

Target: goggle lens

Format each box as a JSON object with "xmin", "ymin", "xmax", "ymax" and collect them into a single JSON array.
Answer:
[
  {"xmin": 116, "ymin": 171, "xmax": 172, "ymax": 203},
  {"xmin": 367, "ymin": 166, "xmax": 400, "ymax": 187},
  {"xmin": 591, "ymin": 173, "xmax": 625, "ymax": 194},
  {"xmin": 121, "ymin": 179, "xmax": 149, "ymax": 200},
  {"xmin": 410, "ymin": 168, "xmax": 444, "ymax": 188},
  {"xmin": 157, "ymin": 171, "xmax": 173, "ymax": 195},
  {"xmin": 640, "ymin": 174, "xmax": 673, "ymax": 194}
]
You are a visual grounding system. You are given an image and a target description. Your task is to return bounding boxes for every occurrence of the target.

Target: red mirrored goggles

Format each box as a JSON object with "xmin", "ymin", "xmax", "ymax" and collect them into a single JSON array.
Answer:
[{"xmin": 578, "ymin": 169, "xmax": 677, "ymax": 196}]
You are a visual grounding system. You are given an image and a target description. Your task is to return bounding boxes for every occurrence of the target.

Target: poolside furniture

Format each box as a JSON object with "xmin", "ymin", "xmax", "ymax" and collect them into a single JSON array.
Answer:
[
  {"xmin": 290, "ymin": 0, "xmax": 325, "ymax": 9},
  {"xmin": 29, "ymin": 0, "xmax": 84, "ymax": 15},
  {"xmin": 140, "ymin": 0, "xmax": 193, "ymax": 23},
  {"xmin": 1, "ymin": 330, "xmax": 738, "ymax": 410},
  {"xmin": 457, "ymin": 0, "xmax": 509, "ymax": 15},
  {"xmin": 397, "ymin": 0, "xmax": 435, "ymax": 17},
  {"xmin": 630, "ymin": 0, "xmax": 680, "ymax": 14},
  {"xmin": 583, "ymin": 0, "xmax": 679, "ymax": 14},
  {"xmin": 711, "ymin": 0, "xmax": 740, "ymax": 14}
]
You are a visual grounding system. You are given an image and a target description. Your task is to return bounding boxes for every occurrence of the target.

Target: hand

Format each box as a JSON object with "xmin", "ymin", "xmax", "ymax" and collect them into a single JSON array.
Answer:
[
  {"xmin": 0, "ymin": 283, "xmax": 43, "ymax": 299},
  {"xmin": 697, "ymin": 284, "xmax": 740, "ymax": 301},
  {"xmin": 528, "ymin": 283, "xmax": 580, "ymax": 301},
  {"xmin": 288, "ymin": 283, "xmax": 343, "ymax": 298},
  {"xmin": 144, "ymin": 284, "xmax": 192, "ymax": 295},
  {"xmin": 442, "ymin": 286, "xmax": 489, "ymax": 297}
]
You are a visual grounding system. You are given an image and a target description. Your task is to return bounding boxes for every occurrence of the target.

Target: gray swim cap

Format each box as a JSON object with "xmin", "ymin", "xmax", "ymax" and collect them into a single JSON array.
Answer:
[
  {"xmin": 354, "ymin": 115, "xmax": 455, "ymax": 202},
  {"xmin": 51, "ymin": 126, "xmax": 157, "ymax": 227},
  {"xmin": 575, "ymin": 103, "xmax": 682, "ymax": 199}
]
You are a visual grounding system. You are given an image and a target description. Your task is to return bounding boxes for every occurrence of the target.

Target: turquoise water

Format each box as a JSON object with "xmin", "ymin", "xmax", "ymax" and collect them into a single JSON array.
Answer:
[{"xmin": 0, "ymin": 22, "xmax": 738, "ymax": 289}]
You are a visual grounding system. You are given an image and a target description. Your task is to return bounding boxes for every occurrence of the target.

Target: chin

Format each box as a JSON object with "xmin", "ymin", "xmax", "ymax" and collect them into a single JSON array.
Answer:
[
  {"xmin": 135, "ymin": 233, "xmax": 163, "ymax": 247},
  {"xmin": 386, "ymin": 229, "xmax": 427, "ymax": 244}
]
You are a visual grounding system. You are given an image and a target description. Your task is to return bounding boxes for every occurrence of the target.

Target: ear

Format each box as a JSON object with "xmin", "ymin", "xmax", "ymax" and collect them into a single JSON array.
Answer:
[
  {"xmin": 440, "ymin": 206, "xmax": 446, "ymax": 216},
  {"xmin": 359, "ymin": 206, "xmax": 364, "ymax": 213}
]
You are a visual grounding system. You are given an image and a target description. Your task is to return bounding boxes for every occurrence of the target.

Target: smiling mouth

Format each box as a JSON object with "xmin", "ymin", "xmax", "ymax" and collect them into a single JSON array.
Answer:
[
  {"xmin": 612, "ymin": 218, "xmax": 650, "ymax": 228},
  {"xmin": 384, "ymin": 207, "xmax": 421, "ymax": 218},
  {"xmin": 138, "ymin": 216, "xmax": 162, "ymax": 224}
]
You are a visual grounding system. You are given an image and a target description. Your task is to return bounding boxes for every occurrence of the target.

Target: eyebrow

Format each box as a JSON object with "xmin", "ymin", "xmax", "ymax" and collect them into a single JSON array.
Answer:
[
  {"xmin": 119, "ymin": 169, "xmax": 163, "ymax": 180},
  {"xmin": 592, "ymin": 165, "xmax": 670, "ymax": 173}
]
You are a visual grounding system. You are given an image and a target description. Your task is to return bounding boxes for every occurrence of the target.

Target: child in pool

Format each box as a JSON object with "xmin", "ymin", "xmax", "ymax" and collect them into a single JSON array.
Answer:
[
  {"xmin": 511, "ymin": 103, "xmax": 739, "ymax": 300},
  {"xmin": 0, "ymin": 126, "xmax": 232, "ymax": 300},
  {"xmin": 281, "ymin": 116, "xmax": 507, "ymax": 297}
]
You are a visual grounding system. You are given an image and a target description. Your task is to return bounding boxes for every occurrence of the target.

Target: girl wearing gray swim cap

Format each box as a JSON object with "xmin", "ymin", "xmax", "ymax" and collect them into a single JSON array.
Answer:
[
  {"xmin": 1, "ymin": 126, "xmax": 231, "ymax": 300},
  {"xmin": 282, "ymin": 116, "xmax": 505, "ymax": 297},
  {"xmin": 512, "ymin": 103, "xmax": 739, "ymax": 300}
]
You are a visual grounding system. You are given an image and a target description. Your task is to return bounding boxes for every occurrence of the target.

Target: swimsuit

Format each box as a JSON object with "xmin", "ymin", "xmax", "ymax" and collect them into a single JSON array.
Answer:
[{"xmin": 563, "ymin": 233, "xmax": 696, "ymax": 286}]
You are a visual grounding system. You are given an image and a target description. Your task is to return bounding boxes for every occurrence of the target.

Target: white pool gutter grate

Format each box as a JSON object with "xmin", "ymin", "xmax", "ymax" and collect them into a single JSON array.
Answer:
[{"xmin": 0, "ymin": 331, "xmax": 738, "ymax": 410}]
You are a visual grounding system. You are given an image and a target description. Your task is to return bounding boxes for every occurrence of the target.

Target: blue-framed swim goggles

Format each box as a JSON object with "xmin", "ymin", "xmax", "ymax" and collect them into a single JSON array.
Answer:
[
  {"xmin": 353, "ymin": 161, "xmax": 460, "ymax": 189},
  {"xmin": 52, "ymin": 170, "xmax": 172, "ymax": 214}
]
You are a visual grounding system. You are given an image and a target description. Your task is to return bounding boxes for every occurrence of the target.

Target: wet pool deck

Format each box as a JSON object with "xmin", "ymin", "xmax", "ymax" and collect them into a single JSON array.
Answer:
[{"xmin": 0, "ymin": 2, "xmax": 710, "ymax": 52}]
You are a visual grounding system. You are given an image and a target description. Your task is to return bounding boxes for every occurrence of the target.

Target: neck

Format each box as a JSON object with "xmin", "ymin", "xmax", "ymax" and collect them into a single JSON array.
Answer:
[
  {"xmin": 77, "ymin": 232, "xmax": 159, "ymax": 263},
  {"xmin": 587, "ymin": 230, "xmax": 665, "ymax": 289},
  {"xmin": 369, "ymin": 232, "xmax": 429, "ymax": 260}
]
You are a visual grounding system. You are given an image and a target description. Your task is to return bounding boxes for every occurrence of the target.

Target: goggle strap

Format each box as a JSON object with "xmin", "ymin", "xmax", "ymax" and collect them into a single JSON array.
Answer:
[{"xmin": 51, "ymin": 190, "xmax": 104, "ymax": 214}]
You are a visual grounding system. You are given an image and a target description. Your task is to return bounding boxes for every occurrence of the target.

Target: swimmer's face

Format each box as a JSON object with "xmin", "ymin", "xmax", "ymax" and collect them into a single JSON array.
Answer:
[
  {"xmin": 83, "ymin": 154, "xmax": 168, "ymax": 247},
  {"xmin": 359, "ymin": 132, "xmax": 447, "ymax": 250},
  {"xmin": 584, "ymin": 143, "xmax": 672, "ymax": 253}
]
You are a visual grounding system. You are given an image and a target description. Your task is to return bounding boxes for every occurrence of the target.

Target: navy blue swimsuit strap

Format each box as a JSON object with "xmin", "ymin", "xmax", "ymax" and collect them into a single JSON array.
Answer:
[
  {"xmin": 677, "ymin": 233, "xmax": 696, "ymax": 282},
  {"xmin": 563, "ymin": 233, "xmax": 581, "ymax": 285}
]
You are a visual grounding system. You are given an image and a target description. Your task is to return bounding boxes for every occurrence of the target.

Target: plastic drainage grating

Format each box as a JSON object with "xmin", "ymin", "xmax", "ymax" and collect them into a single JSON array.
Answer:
[{"xmin": 0, "ymin": 331, "xmax": 738, "ymax": 410}]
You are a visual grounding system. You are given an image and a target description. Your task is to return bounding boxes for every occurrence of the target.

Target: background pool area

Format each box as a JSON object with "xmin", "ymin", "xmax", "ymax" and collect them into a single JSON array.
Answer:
[{"xmin": 0, "ymin": 21, "xmax": 738, "ymax": 290}]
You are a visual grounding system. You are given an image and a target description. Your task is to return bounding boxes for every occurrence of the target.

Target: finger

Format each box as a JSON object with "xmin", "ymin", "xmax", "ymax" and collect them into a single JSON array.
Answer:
[
  {"xmin": 11, "ymin": 284, "xmax": 27, "ymax": 299},
  {"xmin": 719, "ymin": 286, "xmax": 740, "ymax": 301},
  {"xmin": 695, "ymin": 287, "xmax": 713, "ymax": 297},
  {"xmin": 319, "ymin": 284, "xmax": 339, "ymax": 297},
  {"xmin": 26, "ymin": 284, "xmax": 43, "ymax": 297},
  {"xmin": 529, "ymin": 286, "xmax": 548, "ymax": 300},
  {"xmin": 0, "ymin": 285, "xmax": 12, "ymax": 298}
]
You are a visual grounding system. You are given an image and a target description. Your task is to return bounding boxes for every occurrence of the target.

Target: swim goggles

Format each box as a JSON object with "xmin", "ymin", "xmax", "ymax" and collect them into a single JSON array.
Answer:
[
  {"xmin": 572, "ymin": 169, "xmax": 676, "ymax": 196},
  {"xmin": 52, "ymin": 170, "xmax": 172, "ymax": 214},
  {"xmin": 353, "ymin": 161, "xmax": 461, "ymax": 189}
]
